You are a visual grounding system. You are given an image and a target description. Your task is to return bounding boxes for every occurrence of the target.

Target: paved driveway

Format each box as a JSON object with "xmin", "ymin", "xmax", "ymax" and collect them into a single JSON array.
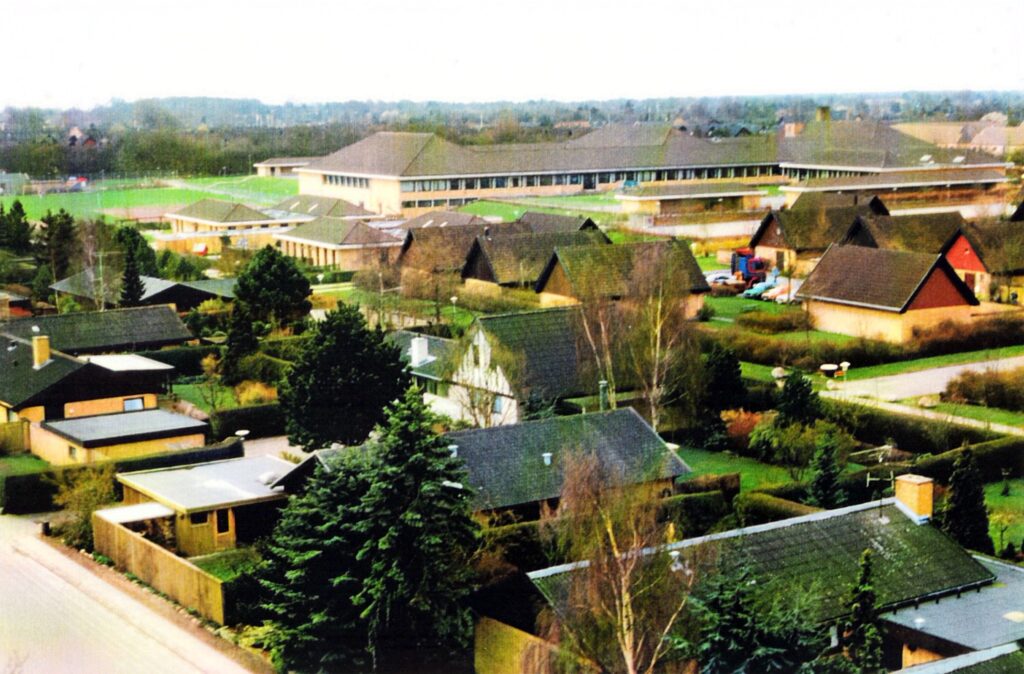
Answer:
[
  {"xmin": 836, "ymin": 356, "xmax": 1024, "ymax": 401},
  {"xmin": 0, "ymin": 515, "xmax": 254, "ymax": 674}
]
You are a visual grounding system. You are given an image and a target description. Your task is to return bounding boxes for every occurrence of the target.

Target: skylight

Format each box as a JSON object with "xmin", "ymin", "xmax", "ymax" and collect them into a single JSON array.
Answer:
[{"xmin": 919, "ymin": 154, "xmax": 932, "ymax": 163}]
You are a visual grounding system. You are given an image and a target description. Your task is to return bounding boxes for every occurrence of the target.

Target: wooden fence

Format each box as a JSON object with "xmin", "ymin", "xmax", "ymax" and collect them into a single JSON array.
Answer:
[
  {"xmin": 0, "ymin": 421, "xmax": 29, "ymax": 453},
  {"xmin": 93, "ymin": 512, "xmax": 226, "ymax": 624}
]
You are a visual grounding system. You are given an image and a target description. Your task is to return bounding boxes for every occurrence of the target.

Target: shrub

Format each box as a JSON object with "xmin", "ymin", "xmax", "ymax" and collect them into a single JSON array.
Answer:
[
  {"xmin": 821, "ymin": 399, "xmax": 994, "ymax": 454},
  {"xmin": 711, "ymin": 284, "xmax": 741, "ymax": 297},
  {"xmin": 721, "ymin": 409, "xmax": 761, "ymax": 452},
  {"xmin": 51, "ymin": 464, "xmax": 117, "ymax": 550},
  {"xmin": 139, "ymin": 345, "xmax": 220, "ymax": 377},
  {"xmin": 945, "ymin": 367, "xmax": 1024, "ymax": 411},
  {"xmin": 481, "ymin": 520, "xmax": 554, "ymax": 572},
  {"xmin": 259, "ymin": 336, "xmax": 310, "ymax": 362},
  {"xmin": 210, "ymin": 403, "xmax": 285, "ymax": 440},
  {"xmin": 734, "ymin": 492, "xmax": 820, "ymax": 525},
  {"xmin": 675, "ymin": 475, "xmax": 740, "ymax": 504},
  {"xmin": 235, "ymin": 380, "xmax": 278, "ymax": 406},
  {"xmin": 230, "ymin": 353, "xmax": 291, "ymax": 386},
  {"xmin": 735, "ymin": 311, "xmax": 812, "ymax": 334},
  {"xmin": 912, "ymin": 437, "xmax": 1024, "ymax": 483},
  {"xmin": 696, "ymin": 304, "xmax": 716, "ymax": 322},
  {"xmin": 660, "ymin": 490, "xmax": 731, "ymax": 536},
  {"xmin": 748, "ymin": 417, "xmax": 855, "ymax": 482}
]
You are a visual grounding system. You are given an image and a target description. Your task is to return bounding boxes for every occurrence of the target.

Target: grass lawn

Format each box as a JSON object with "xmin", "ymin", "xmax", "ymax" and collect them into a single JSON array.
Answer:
[
  {"xmin": 740, "ymin": 361, "xmax": 777, "ymax": 383},
  {"xmin": 678, "ymin": 448, "xmax": 798, "ymax": 492},
  {"xmin": 337, "ymin": 286, "xmax": 481, "ymax": 333},
  {"xmin": 0, "ymin": 453, "xmax": 49, "ymax": 476},
  {"xmin": 986, "ymin": 479, "xmax": 1024, "ymax": 553},
  {"xmin": 842, "ymin": 345, "xmax": 1024, "ymax": 381},
  {"xmin": 459, "ymin": 199, "xmax": 623, "ymax": 227},
  {"xmin": 190, "ymin": 547, "xmax": 260, "ymax": 582},
  {"xmin": 898, "ymin": 399, "xmax": 1024, "ymax": 427},
  {"xmin": 705, "ymin": 295, "xmax": 800, "ymax": 320},
  {"xmin": 605, "ymin": 229, "xmax": 668, "ymax": 244},
  {"xmin": 696, "ymin": 255, "xmax": 729, "ymax": 271},
  {"xmin": 514, "ymin": 192, "xmax": 620, "ymax": 207},
  {"xmin": 173, "ymin": 383, "xmax": 239, "ymax": 413}
]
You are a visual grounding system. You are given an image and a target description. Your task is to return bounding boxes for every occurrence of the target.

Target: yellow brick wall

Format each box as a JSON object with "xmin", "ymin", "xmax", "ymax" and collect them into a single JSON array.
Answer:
[
  {"xmin": 64, "ymin": 394, "xmax": 157, "ymax": 419},
  {"xmin": 29, "ymin": 426, "xmax": 205, "ymax": 466},
  {"xmin": 805, "ymin": 301, "xmax": 974, "ymax": 344}
]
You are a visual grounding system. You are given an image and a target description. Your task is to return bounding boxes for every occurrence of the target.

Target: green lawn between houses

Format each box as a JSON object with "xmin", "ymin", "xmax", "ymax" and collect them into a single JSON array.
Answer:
[
  {"xmin": 190, "ymin": 547, "xmax": 261, "ymax": 582},
  {"xmin": 0, "ymin": 453, "xmax": 49, "ymax": 476},
  {"xmin": 173, "ymin": 383, "xmax": 240, "ymax": 413},
  {"xmin": 986, "ymin": 479, "xmax": 1024, "ymax": 554}
]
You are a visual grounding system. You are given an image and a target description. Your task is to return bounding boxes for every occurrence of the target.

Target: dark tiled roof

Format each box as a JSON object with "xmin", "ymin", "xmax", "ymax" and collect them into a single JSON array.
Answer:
[
  {"xmin": 270, "ymin": 195, "xmax": 374, "ymax": 219},
  {"xmin": 790, "ymin": 192, "xmax": 889, "ymax": 215},
  {"xmin": 797, "ymin": 245, "xmax": 978, "ymax": 312},
  {"xmin": 476, "ymin": 307, "xmax": 585, "ymax": 400},
  {"xmin": 463, "ymin": 231, "xmax": 610, "ymax": 286},
  {"xmin": 530, "ymin": 501, "xmax": 994, "ymax": 624},
  {"xmin": 0, "ymin": 335, "xmax": 86, "ymax": 408},
  {"xmin": 169, "ymin": 199, "xmax": 274, "ymax": 223},
  {"xmin": 399, "ymin": 210, "xmax": 487, "ymax": 230},
  {"xmin": 536, "ymin": 240, "xmax": 710, "ymax": 297},
  {"xmin": 516, "ymin": 212, "xmax": 598, "ymax": 233},
  {"xmin": 2, "ymin": 305, "xmax": 192, "ymax": 354},
  {"xmin": 51, "ymin": 269, "xmax": 175, "ymax": 305},
  {"xmin": 445, "ymin": 408, "xmax": 688, "ymax": 510},
  {"xmin": 398, "ymin": 222, "xmax": 532, "ymax": 274},
  {"xmin": 751, "ymin": 206, "xmax": 870, "ymax": 252},
  {"xmin": 42, "ymin": 409, "xmax": 208, "ymax": 448},
  {"xmin": 843, "ymin": 212, "xmax": 966, "ymax": 253},
  {"xmin": 181, "ymin": 278, "xmax": 236, "ymax": 299},
  {"xmin": 280, "ymin": 216, "xmax": 400, "ymax": 247}
]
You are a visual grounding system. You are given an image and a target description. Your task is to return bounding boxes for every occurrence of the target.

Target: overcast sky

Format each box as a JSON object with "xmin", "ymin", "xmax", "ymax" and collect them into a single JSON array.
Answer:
[{"xmin": 5, "ymin": 0, "xmax": 1023, "ymax": 109}]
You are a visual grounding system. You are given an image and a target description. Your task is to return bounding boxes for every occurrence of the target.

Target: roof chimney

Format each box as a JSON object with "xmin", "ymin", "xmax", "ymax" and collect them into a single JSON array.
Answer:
[
  {"xmin": 448, "ymin": 444, "xmax": 459, "ymax": 458},
  {"xmin": 32, "ymin": 335, "xmax": 50, "ymax": 369},
  {"xmin": 895, "ymin": 474, "xmax": 933, "ymax": 524},
  {"xmin": 410, "ymin": 336, "xmax": 429, "ymax": 367},
  {"xmin": 542, "ymin": 452, "xmax": 553, "ymax": 466}
]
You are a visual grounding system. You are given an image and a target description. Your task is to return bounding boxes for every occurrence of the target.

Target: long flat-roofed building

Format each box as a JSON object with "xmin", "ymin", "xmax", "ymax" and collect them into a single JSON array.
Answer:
[{"xmin": 294, "ymin": 121, "xmax": 1007, "ymax": 217}]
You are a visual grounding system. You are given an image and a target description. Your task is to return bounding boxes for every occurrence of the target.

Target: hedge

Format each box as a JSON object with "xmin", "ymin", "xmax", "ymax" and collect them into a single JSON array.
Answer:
[
  {"xmin": 734, "ymin": 492, "xmax": 820, "ymax": 526},
  {"xmin": 676, "ymin": 474, "xmax": 740, "ymax": 503},
  {"xmin": 482, "ymin": 520, "xmax": 555, "ymax": 572},
  {"xmin": 139, "ymin": 345, "xmax": 220, "ymax": 377},
  {"xmin": 822, "ymin": 399, "xmax": 995, "ymax": 455},
  {"xmin": 0, "ymin": 439, "xmax": 243, "ymax": 515},
  {"xmin": 259, "ymin": 336, "xmax": 308, "ymax": 363},
  {"xmin": 226, "ymin": 352, "xmax": 291, "ymax": 386},
  {"xmin": 660, "ymin": 490, "xmax": 731, "ymax": 537},
  {"xmin": 210, "ymin": 403, "xmax": 285, "ymax": 440},
  {"xmin": 911, "ymin": 437, "xmax": 1024, "ymax": 484}
]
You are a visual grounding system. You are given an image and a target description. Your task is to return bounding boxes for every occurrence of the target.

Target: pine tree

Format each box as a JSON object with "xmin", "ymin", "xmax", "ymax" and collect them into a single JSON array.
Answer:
[
  {"xmin": 354, "ymin": 386, "xmax": 479, "ymax": 662},
  {"xmin": 113, "ymin": 225, "xmax": 158, "ymax": 276},
  {"xmin": 808, "ymin": 428, "xmax": 847, "ymax": 509},
  {"xmin": 37, "ymin": 209, "xmax": 79, "ymax": 281},
  {"xmin": 257, "ymin": 452, "xmax": 373, "ymax": 672},
  {"xmin": 842, "ymin": 549, "xmax": 884, "ymax": 673},
  {"xmin": 776, "ymin": 371, "xmax": 819, "ymax": 426},
  {"xmin": 279, "ymin": 304, "xmax": 409, "ymax": 449},
  {"xmin": 234, "ymin": 245, "xmax": 311, "ymax": 329},
  {"xmin": 3, "ymin": 200, "xmax": 32, "ymax": 253},
  {"xmin": 118, "ymin": 244, "xmax": 145, "ymax": 307},
  {"xmin": 943, "ymin": 449, "xmax": 994, "ymax": 554},
  {"xmin": 221, "ymin": 305, "xmax": 259, "ymax": 385},
  {"xmin": 703, "ymin": 343, "xmax": 745, "ymax": 412}
]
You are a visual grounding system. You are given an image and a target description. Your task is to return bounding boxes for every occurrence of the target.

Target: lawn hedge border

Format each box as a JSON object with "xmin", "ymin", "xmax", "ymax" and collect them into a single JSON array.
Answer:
[
  {"xmin": 734, "ymin": 492, "xmax": 820, "ymax": 526},
  {"xmin": 210, "ymin": 403, "xmax": 285, "ymax": 440},
  {"xmin": 139, "ymin": 345, "xmax": 220, "ymax": 377}
]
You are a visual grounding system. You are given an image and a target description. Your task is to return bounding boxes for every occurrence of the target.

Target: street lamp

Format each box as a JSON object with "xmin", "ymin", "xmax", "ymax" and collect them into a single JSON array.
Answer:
[{"xmin": 450, "ymin": 296, "xmax": 458, "ymax": 325}]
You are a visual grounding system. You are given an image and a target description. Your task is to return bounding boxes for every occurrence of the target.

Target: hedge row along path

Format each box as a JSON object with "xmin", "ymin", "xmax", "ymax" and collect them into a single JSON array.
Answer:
[{"xmin": 821, "ymin": 392, "xmax": 1024, "ymax": 438}]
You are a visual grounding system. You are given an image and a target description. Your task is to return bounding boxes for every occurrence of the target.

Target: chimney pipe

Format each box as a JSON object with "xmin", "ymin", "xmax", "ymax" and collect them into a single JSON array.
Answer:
[
  {"xmin": 895, "ymin": 474, "xmax": 933, "ymax": 524},
  {"xmin": 542, "ymin": 452, "xmax": 553, "ymax": 466},
  {"xmin": 410, "ymin": 336, "xmax": 429, "ymax": 367},
  {"xmin": 448, "ymin": 444, "xmax": 459, "ymax": 458},
  {"xmin": 32, "ymin": 335, "xmax": 50, "ymax": 369},
  {"xmin": 598, "ymin": 380, "xmax": 609, "ymax": 411}
]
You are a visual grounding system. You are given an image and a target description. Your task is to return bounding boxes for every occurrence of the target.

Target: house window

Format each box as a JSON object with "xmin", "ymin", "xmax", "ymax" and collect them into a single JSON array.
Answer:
[
  {"xmin": 190, "ymin": 512, "xmax": 209, "ymax": 526},
  {"xmin": 68, "ymin": 445, "xmax": 77, "ymax": 459},
  {"xmin": 123, "ymin": 397, "xmax": 144, "ymax": 412},
  {"xmin": 471, "ymin": 344, "xmax": 480, "ymax": 367},
  {"xmin": 216, "ymin": 510, "xmax": 230, "ymax": 534},
  {"xmin": 492, "ymin": 397, "xmax": 504, "ymax": 414}
]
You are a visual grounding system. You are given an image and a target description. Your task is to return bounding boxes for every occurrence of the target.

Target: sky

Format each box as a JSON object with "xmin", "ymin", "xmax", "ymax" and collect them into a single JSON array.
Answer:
[{"xmin": 4, "ymin": 0, "xmax": 1024, "ymax": 109}]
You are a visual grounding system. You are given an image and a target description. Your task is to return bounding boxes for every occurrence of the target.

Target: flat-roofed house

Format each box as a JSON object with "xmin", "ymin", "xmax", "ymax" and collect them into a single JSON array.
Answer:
[
  {"xmin": 796, "ymin": 245, "xmax": 979, "ymax": 343},
  {"xmin": 780, "ymin": 169, "xmax": 1009, "ymax": 208},
  {"xmin": 32, "ymin": 408, "xmax": 207, "ymax": 465},
  {"xmin": 252, "ymin": 156, "xmax": 317, "ymax": 177},
  {"xmin": 534, "ymin": 240, "xmax": 710, "ymax": 315},
  {"xmin": 112, "ymin": 455, "xmax": 292, "ymax": 556},
  {"xmin": 265, "ymin": 194, "xmax": 383, "ymax": 221},
  {"xmin": 615, "ymin": 182, "xmax": 764, "ymax": 216},
  {"xmin": 273, "ymin": 216, "xmax": 402, "ymax": 270}
]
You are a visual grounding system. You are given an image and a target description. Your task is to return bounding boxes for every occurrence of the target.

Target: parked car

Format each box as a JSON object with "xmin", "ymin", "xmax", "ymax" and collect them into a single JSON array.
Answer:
[
  {"xmin": 774, "ymin": 279, "xmax": 803, "ymax": 304},
  {"xmin": 705, "ymin": 270, "xmax": 734, "ymax": 285},
  {"xmin": 740, "ymin": 279, "xmax": 776, "ymax": 299},
  {"xmin": 761, "ymin": 283, "xmax": 791, "ymax": 301}
]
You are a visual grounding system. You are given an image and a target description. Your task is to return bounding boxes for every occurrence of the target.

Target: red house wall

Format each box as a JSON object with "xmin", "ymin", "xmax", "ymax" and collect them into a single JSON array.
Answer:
[
  {"xmin": 908, "ymin": 268, "xmax": 973, "ymax": 311},
  {"xmin": 944, "ymin": 233, "xmax": 987, "ymax": 273}
]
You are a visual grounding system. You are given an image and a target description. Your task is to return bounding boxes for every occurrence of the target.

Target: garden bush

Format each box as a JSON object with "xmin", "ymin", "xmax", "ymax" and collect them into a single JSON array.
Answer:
[
  {"xmin": 139, "ymin": 345, "xmax": 220, "ymax": 377},
  {"xmin": 210, "ymin": 403, "xmax": 285, "ymax": 440},
  {"xmin": 944, "ymin": 367, "xmax": 1024, "ymax": 411},
  {"xmin": 822, "ymin": 399, "xmax": 994, "ymax": 454},
  {"xmin": 234, "ymin": 380, "xmax": 278, "ymax": 406},
  {"xmin": 735, "ymin": 311, "xmax": 812, "ymax": 334},
  {"xmin": 912, "ymin": 437, "xmax": 1024, "ymax": 484},
  {"xmin": 230, "ymin": 353, "xmax": 291, "ymax": 386},
  {"xmin": 913, "ymin": 315, "xmax": 1024, "ymax": 358},
  {"xmin": 259, "ymin": 335, "xmax": 309, "ymax": 362},
  {"xmin": 660, "ymin": 490, "xmax": 732, "ymax": 536},
  {"xmin": 734, "ymin": 492, "xmax": 820, "ymax": 525},
  {"xmin": 721, "ymin": 410, "xmax": 761, "ymax": 452}
]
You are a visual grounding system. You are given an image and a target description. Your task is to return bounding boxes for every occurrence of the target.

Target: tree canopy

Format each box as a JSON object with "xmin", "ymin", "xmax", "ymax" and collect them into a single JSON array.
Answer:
[
  {"xmin": 943, "ymin": 449, "xmax": 994, "ymax": 554},
  {"xmin": 279, "ymin": 304, "xmax": 409, "ymax": 449},
  {"xmin": 234, "ymin": 245, "xmax": 311, "ymax": 328}
]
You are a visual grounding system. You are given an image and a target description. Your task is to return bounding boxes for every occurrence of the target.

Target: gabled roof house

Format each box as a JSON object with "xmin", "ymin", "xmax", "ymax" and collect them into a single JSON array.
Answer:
[
  {"xmin": 273, "ymin": 215, "xmax": 402, "ymax": 271},
  {"xmin": 461, "ymin": 230, "xmax": 610, "ymax": 289}
]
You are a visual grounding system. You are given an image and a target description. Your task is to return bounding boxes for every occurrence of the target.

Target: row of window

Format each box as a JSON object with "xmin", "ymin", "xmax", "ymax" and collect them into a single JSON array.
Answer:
[
  {"xmin": 398, "ymin": 165, "xmax": 779, "ymax": 193},
  {"xmin": 189, "ymin": 509, "xmax": 231, "ymax": 534},
  {"xmin": 401, "ymin": 197, "xmax": 476, "ymax": 209},
  {"xmin": 323, "ymin": 174, "xmax": 370, "ymax": 188}
]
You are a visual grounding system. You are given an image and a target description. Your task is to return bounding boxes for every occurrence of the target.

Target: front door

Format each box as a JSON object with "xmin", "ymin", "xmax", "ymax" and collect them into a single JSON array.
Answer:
[{"xmin": 583, "ymin": 173, "xmax": 596, "ymax": 190}]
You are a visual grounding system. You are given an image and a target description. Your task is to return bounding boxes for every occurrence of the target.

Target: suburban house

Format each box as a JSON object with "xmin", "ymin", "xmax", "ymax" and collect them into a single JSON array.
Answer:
[
  {"xmin": 273, "ymin": 216, "xmax": 402, "ymax": 270},
  {"xmin": 111, "ymin": 455, "xmax": 292, "ymax": 556},
  {"xmin": 894, "ymin": 119, "xmax": 1024, "ymax": 158},
  {"xmin": 397, "ymin": 221, "xmax": 532, "ymax": 279},
  {"xmin": 0, "ymin": 289, "xmax": 32, "ymax": 318},
  {"xmin": 445, "ymin": 408, "xmax": 690, "ymax": 521},
  {"xmin": 615, "ymin": 182, "xmax": 764, "ymax": 216},
  {"xmin": 954, "ymin": 220, "xmax": 1024, "ymax": 303},
  {"xmin": 749, "ymin": 200, "xmax": 888, "ymax": 274},
  {"xmin": 788, "ymin": 192, "xmax": 890, "ymax": 214},
  {"xmin": 514, "ymin": 211, "xmax": 599, "ymax": 234},
  {"xmin": 1, "ymin": 305, "xmax": 192, "ymax": 354},
  {"xmin": 159, "ymin": 198, "xmax": 306, "ymax": 254},
  {"xmin": 796, "ymin": 245, "xmax": 979, "ymax": 343},
  {"xmin": 461, "ymin": 230, "xmax": 611, "ymax": 291},
  {"xmin": 534, "ymin": 240, "xmax": 711, "ymax": 314},
  {"xmin": 524, "ymin": 475, "xmax": 1013, "ymax": 672},
  {"xmin": 891, "ymin": 645, "xmax": 1024, "ymax": 673},
  {"xmin": 50, "ymin": 270, "xmax": 235, "ymax": 312},
  {"xmin": 0, "ymin": 335, "xmax": 169, "ymax": 424},
  {"xmin": 399, "ymin": 210, "xmax": 488, "ymax": 230},
  {"xmin": 31, "ymin": 408, "xmax": 208, "ymax": 466},
  {"xmin": 293, "ymin": 121, "xmax": 1003, "ymax": 217},
  {"xmin": 253, "ymin": 156, "xmax": 317, "ymax": 177},
  {"xmin": 385, "ymin": 330, "xmax": 458, "ymax": 418}
]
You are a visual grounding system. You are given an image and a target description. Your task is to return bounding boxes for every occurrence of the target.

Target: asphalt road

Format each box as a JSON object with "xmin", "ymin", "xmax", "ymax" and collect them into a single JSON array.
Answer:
[
  {"xmin": 834, "ymin": 355, "xmax": 1024, "ymax": 401},
  {"xmin": 0, "ymin": 515, "xmax": 253, "ymax": 674}
]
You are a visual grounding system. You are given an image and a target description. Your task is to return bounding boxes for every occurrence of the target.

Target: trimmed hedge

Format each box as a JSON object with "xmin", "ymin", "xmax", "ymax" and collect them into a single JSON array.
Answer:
[
  {"xmin": 676, "ymin": 474, "xmax": 740, "ymax": 503},
  {"xmin": 660, "ymin": 490, "xmax": 731, "ymax": 536},
  {"xmin": 735, "ymin": 311, "xmax": 811, "ymax": 334},
  {"xmin": 482, "ymin": 520, "xmax": 555, "ymax": 572},
  {"xmin": 140, "ymin": 345, "xmax": 220, "ymax": 377},
  {"xmin": 734, "ymin": 492, "xmax": 820, "ymax": 526},
  {"xmin": 227, "ymin": 352, "xmax": 291, "ymax": 386},
  {"xmin": 210, "ymin": 403, "xmax": 285, "ymax": 440},
  {"xmin": 912, "ymin": 437, "xmax": 1024, "ymax": 484},
  {"xmin": 0, "ymin": 439, "xmax": 243, "ymax": 514},
  {"xmin": 822, "ymin": 399, "xmax": 995, "ymax": 455}
]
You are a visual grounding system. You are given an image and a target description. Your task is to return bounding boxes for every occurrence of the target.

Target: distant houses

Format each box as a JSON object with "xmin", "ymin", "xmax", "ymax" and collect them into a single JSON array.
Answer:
[
  {"xmin": 1, "ymin": 305, "xmax": 192, "ymax": 354},
  {"xmin": 273, "ymin": 216, "xmax": 402, "ymax": 271},
  {"xmin": 51, "ymin": 270, "xmax": 235, "ymax": 312}
]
